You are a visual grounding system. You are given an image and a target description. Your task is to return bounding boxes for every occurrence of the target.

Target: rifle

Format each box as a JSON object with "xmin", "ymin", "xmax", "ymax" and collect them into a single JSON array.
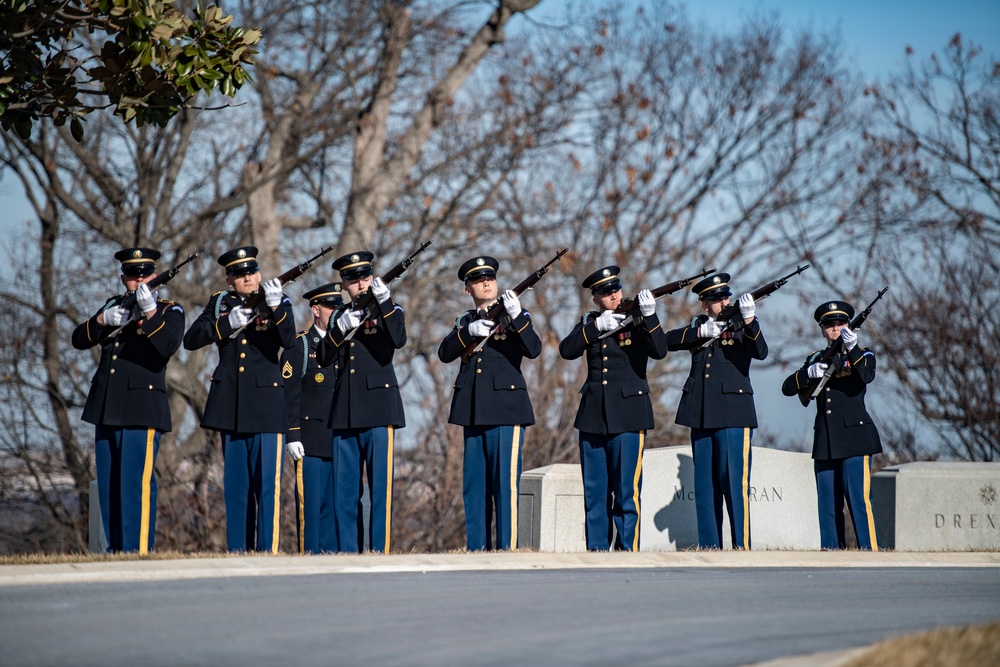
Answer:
[
  {"xmin": 698, "ymin": 264, "xmax": 811, "ymax": 348},
  {"xmin": 460, "ymin": 248, "xmax": 569, "ymax": 362},
  {"xmin": 242, "ymin": 245, "xmax": 336, "ymax": 312},
  {"xmin": 598, "ymin": 266, "xmax": 716, "ymax": 340},
  {"xmin": 229, "ymin": 246, "xmax": 335, "ymax": 338},
  {"xmin": 342, "ymin": 239, "xmax": 433, "ymax": 340},
  {"xmin": 107, "ymin": 252, "xmax": 200, "ymax": 337},
  {"xmin": 797, "ymin": 286, "xmax": 889, "ymax": 407}
]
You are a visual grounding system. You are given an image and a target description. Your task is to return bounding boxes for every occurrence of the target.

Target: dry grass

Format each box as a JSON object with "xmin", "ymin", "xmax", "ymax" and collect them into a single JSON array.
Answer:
[
  {"xmin": 0, "ymin": 550, "xmax": 235, "ymax": 566},
  {"xmin": 842, "ymin": 621, "xmax": 1000, "ymax": 667}
]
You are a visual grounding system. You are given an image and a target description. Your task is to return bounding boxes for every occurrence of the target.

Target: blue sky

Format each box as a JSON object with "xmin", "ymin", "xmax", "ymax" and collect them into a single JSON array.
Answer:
[{"xmin": 694, "ymin": 0, "xmax": 1000, "ymax": 79}]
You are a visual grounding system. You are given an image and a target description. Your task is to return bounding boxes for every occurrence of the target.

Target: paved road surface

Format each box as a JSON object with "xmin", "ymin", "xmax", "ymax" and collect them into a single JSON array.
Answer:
[{"xmin": 2, "ymin": 561, "xmax": 998, "ymax": 666}]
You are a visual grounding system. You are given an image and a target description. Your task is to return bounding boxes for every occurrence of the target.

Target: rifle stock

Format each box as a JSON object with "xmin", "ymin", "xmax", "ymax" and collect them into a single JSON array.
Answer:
[
  {"xmin": 459, "ymin": 248, "xmax": 568, "ymax": 362},
  {"xmin": 797, "ymin": 286, "xmax": 889, "ymax": 406}
]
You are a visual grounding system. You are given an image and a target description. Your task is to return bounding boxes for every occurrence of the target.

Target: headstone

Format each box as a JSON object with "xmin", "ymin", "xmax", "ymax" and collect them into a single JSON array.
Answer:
[
  {"xmin": 872, "ymin": 462, "xmax": 1000, "ymax": 551},
  {"xmin": 518, "ymin": 445, "xmax": 821, "ymax": 551}
]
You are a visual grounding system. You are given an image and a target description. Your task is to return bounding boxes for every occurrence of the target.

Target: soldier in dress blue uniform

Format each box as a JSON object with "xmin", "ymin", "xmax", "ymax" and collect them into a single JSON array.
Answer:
[
  {"xmin": 781, "ymin": 301, "xmax": 881, "ymax": 550},
  {"xmin": 280, "ymin": 282, "xmax": 344, "ymax": 554},
  {"xmin": 666, "ymin": 273, "xmax": 767, "ymax": 550},
  {"xmin": 558, "ymin": 266, "xmax": 667, "ymax": 551},
  {"xmin": 437, "ymin": 256, "xmax": 542, "ymax": 551},
  {"xmin": 71, "ymin": 248, "xmax": 184, "ymax": 553},
  {"xmin": 316, "ymin": 251, "xmax": 406, "ymax": 553},
  {"xmin": 183, "ymin": 246, "xmax": 296, "ymax": 553}
]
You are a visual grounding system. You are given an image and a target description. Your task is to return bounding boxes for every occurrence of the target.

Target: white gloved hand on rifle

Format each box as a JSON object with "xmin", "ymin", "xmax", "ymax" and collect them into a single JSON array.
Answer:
[
  {"xmin": 638, "ymin": 289, "xmax": 656, "ymax": 317},
  {"xmin": 468, "ymin": 319, "xmax": 495, "ymax": 338},
  {"xmin": 263, "ymin": 278, "xmax": 283, "ymax": 308},
  {"xmin": 336, "ymin": 308, "xmax": 363, "ymax": 333},
  {"xmin": 807, "ymin": 362, "xmax": 829, "ymax": 379},
  {"xmin": 103, "ymin": 305, "xmax": 132, "ymax": 327},
  {"xmin": 738, "ymin": 292, "xmax": 756, "ymax": 320},
  {"xmin": 697, "ymin": 317, "xmax": 723, "ymax": 338},
  {"xmin": 135, "ymin": 283, "xmax": 157, "ymax": 315},
  {"xmin": 501, "ymin": 290, "xmax": 521, "ymax": 319},
  {"xmin": 371, "ymin": 277, "xmax": 391, "ymax": 304},
  {"xmin": 595, "ymin": 310, "xmax": 626, "ymax": 332},
  {"xmin": 228, "ymin": 306, "xmax": 253, "ymax": 330},
  {"xmin": 841, "ymin": 326, "xmax": 858, "ymax": 351}
]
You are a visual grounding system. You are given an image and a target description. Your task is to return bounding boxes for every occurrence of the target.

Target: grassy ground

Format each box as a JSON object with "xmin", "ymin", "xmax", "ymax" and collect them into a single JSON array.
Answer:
[{"xmin": 843, "ymin": 622, "xmax": 1000, "ymax": 667}]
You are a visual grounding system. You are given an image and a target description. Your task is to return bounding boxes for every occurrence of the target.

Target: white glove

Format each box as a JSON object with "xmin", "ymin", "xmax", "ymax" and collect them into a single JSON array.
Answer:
[
  {"xmin": 336, "ymin": 308, "xmax": 363, "ymax": 333},
  {"xmin": 263, "ymin": 278, "xmax": 283, "ymax": 308},
  {"xmin": 841, "ymin": 326, "xmax": 858, "ymax": 351},
  {"xmin": 371, "ymin": 277, "xmax": 390, "ymax": 304},
  {"xmin": 135, "ymin": 283, "xmax": 157, "ymax": 314},
  {"xmin": 738, "ymin": 293, "xmax": 756, "ymax": 320},
  {"xmin": 697, "ymin": 318, "xmax": 723, "ymax": 338},
  {"xmin": 595, "ymin": 310, "xmax": 626, "ymax": 332},
  {"xmin": 501, "ymin": 289, "xmax": 521, "ymax": 319},
  {"xmin": 638, "ymin": 289, "xmax": 656, "ymax": 317},
  {"xmin": 468, "ymin": 319, "xmax": 495, "ymax": 338},
  {"xmin": 103, "ymin": 305, "xmax": 132, "ymax": 327},
  {"xmin": 286, "ymin": 440, "xmax": 305, "ymax": 462},
  {"xmin": 807, "ymin": 362, "xmax": 829, "ymax": 379},
  {"xmin": 228, "ymin": 306, "xmax": 253, "ymax": 329}
]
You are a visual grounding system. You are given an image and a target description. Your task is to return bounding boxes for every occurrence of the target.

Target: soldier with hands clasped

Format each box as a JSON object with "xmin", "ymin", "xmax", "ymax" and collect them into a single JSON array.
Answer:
[
  {"xmin": 281, "ymin": 282, "xmax": 345, "ymax": 554},
  {"xmin": 781, "ymin": 300, "xmax": 881, "ymax": 550},
  {"xmin": 72, "ymin": 248, "xmax": 184, "ymax": 553},
  {"xmin": 666, "ymin": 273, "xmax": 767, "ymax": 550},
  {"xmin": 183, "ymin": 246, "xmax": 296, "ymax": 553},
  {"xmin": 438, "ymin": 256, "xmax": 542, "ymax": 551},
  {"xmin": 559, "ymin": 266, "xmax": 667, "ymax": 551}
]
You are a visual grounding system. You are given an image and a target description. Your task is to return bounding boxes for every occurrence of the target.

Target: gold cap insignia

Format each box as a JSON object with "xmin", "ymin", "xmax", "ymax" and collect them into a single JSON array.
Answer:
[
  {"xmin": 314, "ymin": 372, "xmax": 325, "ymax": 383},
  {"xmin": 602, "ymin": 269, "xmax": 611, "ymax": 277},
  {"xmin": 281, "ymin": 361, "xmax": 293, "ymax": 379},
  {"xmin": 476, "ymin": 258, "xmax": 485, "ymax": 266},
  {"xmin": 237, "ymin": 249, "xmax": 247, "ymax": 259},
  {"xmin": 829, "ymin": 303, "xmax": 837, "ymax": 310},
  {"xmin": 713, "ymin": 276, "xmax": 721, "ymax": 284},
  {"xmin": 351, "ymin": 254, "xmax": 360, "ymax": 262},
  {"xmin": 132, "ymin": 250, "xmax": 142, "ymax": 259}
]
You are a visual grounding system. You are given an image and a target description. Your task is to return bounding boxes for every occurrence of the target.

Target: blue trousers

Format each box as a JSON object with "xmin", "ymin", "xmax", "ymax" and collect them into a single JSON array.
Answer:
[
  {"xmin": 94, "ymin": 426, "xmax": 159, "ymax": 554},
  {"xmin": 815, "ymin": 455, "xmax": 879, "ymax": 551},
  {"xmin": 222, "ymin": 432, "xmax": 283, "ymax": 553},
  {"xmin": 332, "ymin": 427, "xmax": 394, "ymax": 553},
  {"xmin": 691, "ymin": 427, "xmax": 752, "ymax": 549},
  {"xmin": 294, "ymin": 455, "xmax": 337, "ymax": 554},
  {"xmin": 579, "ymin": 431, "xmax": 644, "ymax": 551},
  {"xmin": 463, "ymin": 425, "xmax": 523, "ymax": 551}
]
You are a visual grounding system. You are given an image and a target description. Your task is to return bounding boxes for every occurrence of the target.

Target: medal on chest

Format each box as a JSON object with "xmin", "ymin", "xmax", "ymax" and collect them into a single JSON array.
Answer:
[
  {"xmin": 833, "ymin": 357, "xmax": 852, "ymax": 378},
  {"xmin": 617, "ymin": 330, "xmax": 632, "ymax": 347},
  {"xmin": 362, "ymin": 317, "xmax": 379, "ymax": 335},
  {"xmin": 493, "ymin": 323, "xmax": 507, "ymax": 341},
  {"xmin": 719, "ymin": 330, "xmax": 736, "ymax": 346}
]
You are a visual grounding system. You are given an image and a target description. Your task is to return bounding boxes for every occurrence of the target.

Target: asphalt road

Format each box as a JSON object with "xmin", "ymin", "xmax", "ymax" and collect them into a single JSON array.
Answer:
[{"xmin": 3, "ymin": 566, "xmax": 999, "ymax": 666}]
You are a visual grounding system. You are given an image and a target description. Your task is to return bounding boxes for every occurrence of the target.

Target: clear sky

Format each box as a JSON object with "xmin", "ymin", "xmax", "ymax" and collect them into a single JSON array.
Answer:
[{"xmin": 693, "ymin": 0, "xmax": 1000, "ymax": 79}]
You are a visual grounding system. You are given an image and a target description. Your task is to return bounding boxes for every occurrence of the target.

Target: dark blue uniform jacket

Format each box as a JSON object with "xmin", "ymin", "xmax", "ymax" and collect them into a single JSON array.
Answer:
[
  {"xmin": 559, "ymin": 311, "xmax": 668, "ymax": 435},
  {"xmin": 281, "ymin": 327, "xmax": 338, "ymax": 457},
  {"xmin": 781, "ymin": 346, "xmax": 882, "ymax": 460},
  {"xmin": 183, "ymin": 290, "xmax": 296, "ymax": 433},
  {"xmin": 72, "ymin": 296, "xmax": 184, "ymax": 433},
  {"xmin": 316, "ymin": 298, "xmax": 406, "ymax": 429},
  {"xmin": 666, "ymin": 315, "xmax": 768, "ymax": 429},
  {"xmin": 437, "ymin": 307, "xmax": 541, "ymax": 427}
]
